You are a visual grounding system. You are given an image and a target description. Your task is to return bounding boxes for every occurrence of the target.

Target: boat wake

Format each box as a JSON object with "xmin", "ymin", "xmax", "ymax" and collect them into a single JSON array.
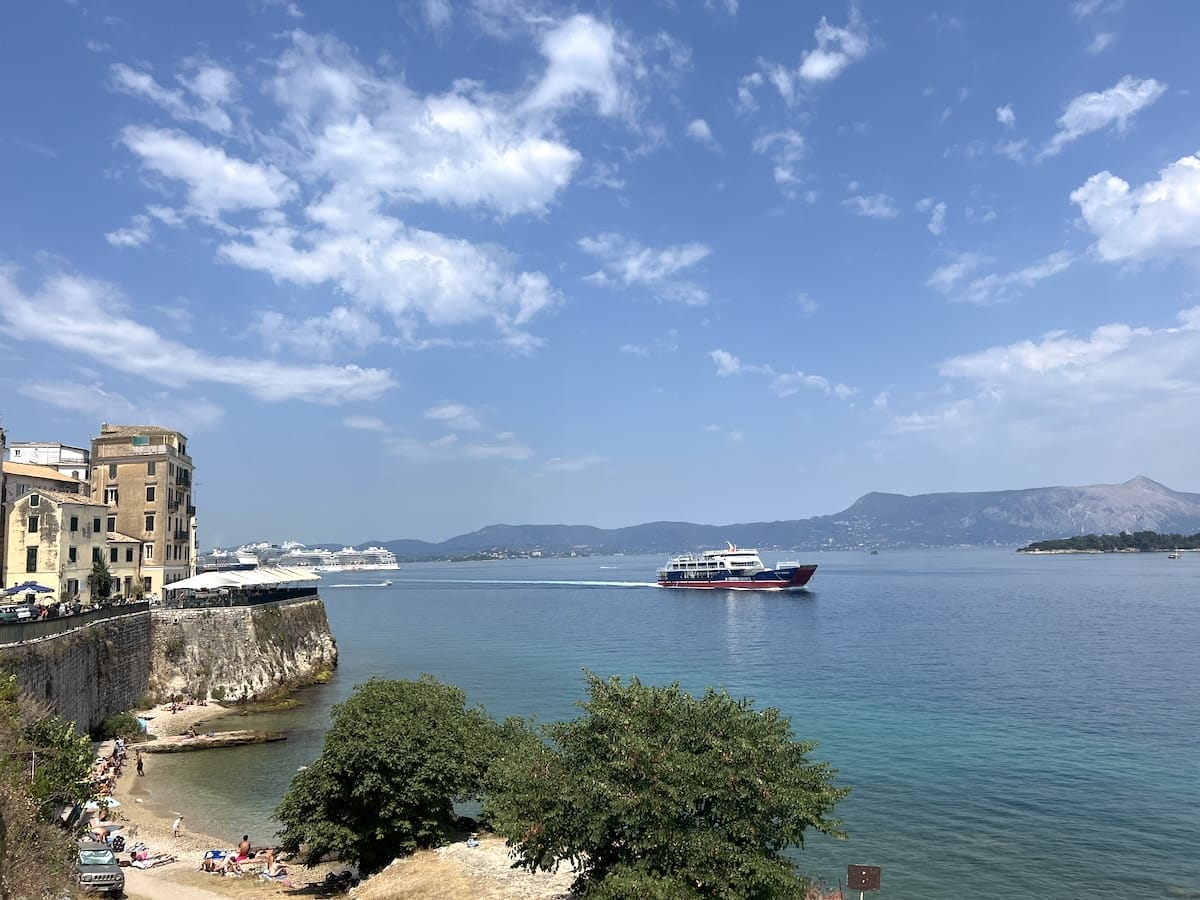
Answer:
[
  {"xmin": 394, "ymin": 578, "xmax": 657, "ymax": 589},
  {"xmin": 324, "ymin": 582, "xmax": 394, "ymax": 588}
]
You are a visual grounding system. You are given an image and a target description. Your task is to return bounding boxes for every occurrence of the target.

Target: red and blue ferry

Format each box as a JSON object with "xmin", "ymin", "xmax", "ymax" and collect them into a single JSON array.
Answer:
[{"xmin": 656, "ymin": 542, "xmax": 817, "ymax": 590}]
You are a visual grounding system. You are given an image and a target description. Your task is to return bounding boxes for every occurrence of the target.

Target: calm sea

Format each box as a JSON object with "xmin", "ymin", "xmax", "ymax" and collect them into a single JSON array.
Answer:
[{"xmin": 131, "ymin": 550, "xmax": 1200, "ymax": 899}]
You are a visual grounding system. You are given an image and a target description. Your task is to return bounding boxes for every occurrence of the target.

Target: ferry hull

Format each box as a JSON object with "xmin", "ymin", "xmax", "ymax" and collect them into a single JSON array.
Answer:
[{"xmin": 657, "ymin": 564, "xmax": 817, "ymax": 591}]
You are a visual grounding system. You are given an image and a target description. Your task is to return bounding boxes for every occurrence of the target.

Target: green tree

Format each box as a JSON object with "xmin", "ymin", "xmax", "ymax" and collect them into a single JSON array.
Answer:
[
  {"xmin": 87, "ymin": 558, "xmax": 113, "ymax": 600},
  {"xmin": 274, "ymin": 676, "xmax": 500, "ymax": 873},
  {"xmin": 485, "ymin": 673, "xmax": 850, "ymax": 899},
  {"xmin": 0, "ymin": 673, "xmax": 90, "ymax": 899}
]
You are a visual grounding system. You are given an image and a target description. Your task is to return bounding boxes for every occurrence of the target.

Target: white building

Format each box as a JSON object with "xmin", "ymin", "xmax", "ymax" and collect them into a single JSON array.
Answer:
[{"xmin": 5, "ymin": 441, "xmax": 90, "ymax": 481}]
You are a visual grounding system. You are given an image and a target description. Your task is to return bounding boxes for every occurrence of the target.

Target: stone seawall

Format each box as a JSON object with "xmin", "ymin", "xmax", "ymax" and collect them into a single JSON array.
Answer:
[
  {"xmin": 148, "ymin": 596, "xmax": 338, "ymax": 703},
  {"xmin": 0, "ymin": 613, "xmax": 152, "ymax": 734}
]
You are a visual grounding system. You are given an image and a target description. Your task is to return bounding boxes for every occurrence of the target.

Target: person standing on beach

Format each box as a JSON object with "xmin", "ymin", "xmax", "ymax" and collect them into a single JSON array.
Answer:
[
  {"xmin": 172, "ymin": 815, "xmax": 183, "ymax": 837},
  {"xmin": 135, "ymin": 749, "xmax": 144, "ymax": 776}
]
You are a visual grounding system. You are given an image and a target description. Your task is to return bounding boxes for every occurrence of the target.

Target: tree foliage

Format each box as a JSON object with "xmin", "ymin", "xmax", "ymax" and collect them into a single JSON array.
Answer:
[
  {"xmin": 0, "ymin": 673, "xmax": 91, "ymax": 899},
  {"xmin": 274, "ymin": 676, "xmax": 500, "ymax": 873},
  {"xmin": 1021, "ymin": 530, "xmax": 1200, "ymax": 552},
  {"xmin": 88, "ymin": 558, "xmax": 113, "ymax": 599},
  {"xmin": 484, "ymin": 672, "xmax": 850, "ymax": 899}
]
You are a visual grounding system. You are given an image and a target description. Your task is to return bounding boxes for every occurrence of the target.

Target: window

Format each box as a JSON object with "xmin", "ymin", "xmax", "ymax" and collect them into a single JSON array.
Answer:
[
  {"xmin": 108, "ymin": 463, "xmax": 117, "ymax": 478},
  {"xmin": 107, "ymin": 515, "xmax": 116, "ymax": 531},
  {"xmin": 26, "ymin": 548, "xmax": 37, "ymax": 572},
  {"xmin": 105, "ymin": 488, "xmax": 118, "ymax": 505},
  {"xmin": 110, "ymin": 548, "xmax": 119, "ymax": 563},
  {"xmin": 68, "ymin": 547, "xmax": 77, "ymax": 563},
  {"xmin": 66, "ymin": 578, "xmax": 79, "ymax": 596},
  {"xmin": 30, "ymin": 494, "xmax": 40, "ymax": 507},
  {"xmin": 125, "ymin": 547, "xmax": 134, "ymax": 563},
  {"xmin": 147, "ymin": 461, "xmax": 156, "ymax": 475},
  {"xmin": 143, "ymin": 577, "xmax": 152, "ymax": 592},
  {"xmin": 144, "ymin": 543, "xmax": 154, "ymax": 561},
  {"xmin": 72, "ymin": 470, "xmax": 81, "ymax": 479},
  {"xmin": 70, "ymin": 516, "xmax": 79, "ymax": 532},
  {"xmin": 93, "ymin": 518, "xmax": 101, "ymax": 533},
  {"xmin": 132, "ymin": 435, "xmax": 149, "ymax": 446},
  {"xmin": 145, "ymin": 514, "xmax": 155, "ymax": 532},
  {"xmin": 27, "ymin": 516, "xmax": 38, "ymax": 533},
  {"xmin": 93, "ymin": 548, "xmax": 102, "ymax": 563},
  {"xmin": 146, "ymin": 486, "xmax": 155, "ymax": 502}
]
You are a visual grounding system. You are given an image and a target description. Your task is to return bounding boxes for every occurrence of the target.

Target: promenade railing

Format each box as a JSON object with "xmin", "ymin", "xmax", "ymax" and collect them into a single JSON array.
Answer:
[{"xmin": 0, "ymin": 602, "xmax": 150, "ymax": 646}]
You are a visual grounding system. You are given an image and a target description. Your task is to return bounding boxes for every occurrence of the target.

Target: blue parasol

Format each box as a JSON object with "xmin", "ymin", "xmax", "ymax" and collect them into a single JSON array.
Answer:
[{"xmin": 3, "ymin": 581, "xmax": 53, "ymax": 595}]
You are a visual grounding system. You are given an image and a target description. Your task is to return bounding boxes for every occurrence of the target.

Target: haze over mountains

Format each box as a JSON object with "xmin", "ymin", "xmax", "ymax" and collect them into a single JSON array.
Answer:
[{"xmin": 362, "ymin": 477, "xmax": 1200, "ymax": 557}]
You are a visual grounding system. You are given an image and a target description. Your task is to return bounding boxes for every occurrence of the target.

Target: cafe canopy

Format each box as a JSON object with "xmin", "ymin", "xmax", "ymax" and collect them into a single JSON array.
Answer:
[{"xmin": 163, "ymin": 567, "xmax": 320, "ymax": 592}]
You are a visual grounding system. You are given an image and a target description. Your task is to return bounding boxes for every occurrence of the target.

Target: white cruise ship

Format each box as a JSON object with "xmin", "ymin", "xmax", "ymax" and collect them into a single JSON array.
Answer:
[{"xmin": 276, "ymin": 545, "xmax": 400, "ymax": 572}]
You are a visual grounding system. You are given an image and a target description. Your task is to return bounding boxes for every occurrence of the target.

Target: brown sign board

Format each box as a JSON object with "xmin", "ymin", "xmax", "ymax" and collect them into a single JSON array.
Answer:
[{"xmin": 847, "ymin": 865, "xmax": 882, "ymax": 891}]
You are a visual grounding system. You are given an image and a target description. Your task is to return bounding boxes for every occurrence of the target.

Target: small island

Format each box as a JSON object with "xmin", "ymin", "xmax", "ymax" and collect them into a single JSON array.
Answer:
[{"xmin": 1018, "ymin": 530, "xmax": 1200, "ymax": 553}]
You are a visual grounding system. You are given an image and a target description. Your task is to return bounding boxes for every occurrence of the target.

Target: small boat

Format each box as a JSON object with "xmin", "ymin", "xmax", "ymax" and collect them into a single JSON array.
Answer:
[
  {"xmin": 1167, "ymin": 551, "xmax": 1182, "ymax": 559},
  {"xmin": 657, "ymin": 542, "xmax": 817, "ymax": 590}
]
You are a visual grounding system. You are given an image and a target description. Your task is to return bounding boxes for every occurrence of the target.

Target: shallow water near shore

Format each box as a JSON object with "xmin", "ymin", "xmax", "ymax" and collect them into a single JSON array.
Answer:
[{"xmin": 139, "ymin": 549, "xmax": 1200, "ymax": 898}]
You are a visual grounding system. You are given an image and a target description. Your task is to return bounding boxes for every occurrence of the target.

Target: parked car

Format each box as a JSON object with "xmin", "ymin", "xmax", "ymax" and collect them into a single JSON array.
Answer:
[
  {"xmin": 77, "ymin": 841, "xmax": 124, "ymax": 896},
  {"xmin": 0, "ymin": 605, "xmax": 18, "ymax": 623},
  {"xmin": 14, "ymin": 604, "xmax": 37, "ymax": 621}
]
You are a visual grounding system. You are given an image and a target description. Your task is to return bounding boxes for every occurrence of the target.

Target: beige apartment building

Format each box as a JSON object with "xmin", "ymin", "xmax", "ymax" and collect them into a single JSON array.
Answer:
[
  {"xmin": 4, "ymin": 490, "xmax": 109, "ymax": 602},
  {"xmin": 90, "ymin": 424, "xmax": 196, "ymax": 598}
]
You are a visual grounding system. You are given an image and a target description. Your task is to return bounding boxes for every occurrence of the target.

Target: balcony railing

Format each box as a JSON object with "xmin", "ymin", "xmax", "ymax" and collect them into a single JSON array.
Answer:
[
  {"xmin": 173, "ymin": 530, "xmax": 189, "ymax": 541},
  {"xmin": 187, "ymin": 505, "xmax": 196, "ymax": 517}
]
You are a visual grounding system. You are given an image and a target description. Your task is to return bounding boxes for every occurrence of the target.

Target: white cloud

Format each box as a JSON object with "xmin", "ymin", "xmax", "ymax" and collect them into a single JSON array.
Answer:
[
  {"xmin": 797, "ymin": 7, "xmax": 871, "ymax": 83},
  {"xmin": 770, "ymin": 371, "xmax": 856, "ymax": 399},
  {"xmin": 927, "ymin": 251, "xmax": 1074, "ymax": 305},
  {"xmin": 425, "ymin": 402, "xmax": 484, "ymax": 431},
  {"xmin": 844, "ymin": 192, "xmax": 898, "ymax": 219},
  {"xmin": 737, "ymin": 7, "xmax": 870, "ymax": 111},
  {"xmin": 996, "ymin": 104, "xmax": 1016, "ymax": 129},
  {"xmin": 344, "ymin": 415, "xmax": 388, "ymax": 431},
  {"xmin": 105, "ymin": 214, "xmax": 153, "ymax": 248},
  {"xmin": 120, "ymin": 126, "xmax": 294, "ymax": 217},
  {"xmin": 254, "ymin": 306, "xmax": 381, "ymax": 359},
  {"xmin": 385, "ymin": 433, "xmax": 532, "ymax": 462},
  {"xmin": 710, "ymin": 349, "xmax": 743, "ymax": 376},
  {"xmin": 796, "ymin": 292, "xmax": 819, "ymax": 316},
  {"xmin": 23, "ymin": 381, "xmax": 224, "ymax": 430},
  {"xmin": 1039, "ymin": 76, "xmax": 1166, "ymax": 160},
  {"xmin": 0, "ymin": 268, "xmax": 394, "ymax": 403},
  {"xmin": 579, "ymin": 233, "xmax": 711, "ymax": 304},
  {"xmin": 1086, "ymin": 32, "xmax": 1117, "ymax": 54},
  {"xmin": 1072, "ymin": 0, "xmax": 1123, "ymax": 17},
  {"xmin": 110, "ymin": 62, "xmax": 236, "ymax": 134},
  {"xmin": 521, "ymin": 14, "xmax": 628, "ymax": 117},
  {"xmin": 916, "ymin": 198, "xmax": 947, "ymax": 236},
  {"xmin": 752, "ymin": 129, "xmax": 805, "ymax": 190},
  {"xmin": 544, "ymin": 454, "xmax": 606, "ymax": 472},
  {"xmin": 686, "ymin": 118, "xmax": 715, "ymax": 145},
  {"xmin": 422, "ymin": 0, "xmax": 452, "ymax": 30},
  {"xmin": 1071, "ymin": 152, "xmax": 1200, "ymax": 263},
  {"xmin": 894, "ymin": 304, "xmax": 1200, "ymax": 452}
]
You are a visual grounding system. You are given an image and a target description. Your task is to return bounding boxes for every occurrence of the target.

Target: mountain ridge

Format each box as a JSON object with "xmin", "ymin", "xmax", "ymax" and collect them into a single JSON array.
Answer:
[{"xmin": 350, "ymin": 476, "xmax": 1200, "ymax": 557}]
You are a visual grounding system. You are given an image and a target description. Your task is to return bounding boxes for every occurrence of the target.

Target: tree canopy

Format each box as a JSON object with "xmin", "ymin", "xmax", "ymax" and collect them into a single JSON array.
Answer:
[
  {"xmin": 274, "ymin": 676, "xmax": 500, "ymax": 873},
  {"xmin": 484, "ymin": 672, "xmax": 850, "ymax": 899},
  {"xmin": 1021, "ymin": 530, "xmax": 1200, "ymax": 552}
]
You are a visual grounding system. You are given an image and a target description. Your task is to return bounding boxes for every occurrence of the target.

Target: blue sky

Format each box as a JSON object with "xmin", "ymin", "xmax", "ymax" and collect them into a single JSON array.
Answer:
[{"xmin": 3, "ymin": 0, "xmax": 1200, "ymax": 546}]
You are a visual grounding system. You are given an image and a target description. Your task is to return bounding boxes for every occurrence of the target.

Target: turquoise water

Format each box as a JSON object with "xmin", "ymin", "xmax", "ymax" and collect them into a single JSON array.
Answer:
[{"xmin": 135, "ymin": 550, "xmax": 1200, "ymax": 898}]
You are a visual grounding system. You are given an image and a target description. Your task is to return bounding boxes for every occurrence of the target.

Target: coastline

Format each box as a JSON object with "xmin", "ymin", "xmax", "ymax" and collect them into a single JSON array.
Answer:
[{"xmin": 102, "ymin": 703, "xmax": 574, "ymax": 900}]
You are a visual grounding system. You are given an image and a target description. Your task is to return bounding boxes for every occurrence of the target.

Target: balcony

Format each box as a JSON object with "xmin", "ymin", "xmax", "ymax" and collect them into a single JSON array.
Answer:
[
  {"xmin": 187, "ymin": 505, "xmax": 196, "ymax": 517},
  {"xmin": 173, "ymin": 530, "xmax": 189, "ymax": 541}
]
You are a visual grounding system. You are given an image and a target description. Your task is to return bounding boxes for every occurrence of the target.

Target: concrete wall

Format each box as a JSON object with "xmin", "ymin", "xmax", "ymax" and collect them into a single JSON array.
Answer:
[
  {"xmin": 147, "ymin": 596, "xmax": 337, "ymax": 703},
  {"xmin": 0, "ymin": 595, "xmax": 337, "ymax": 733},
  {"xmin": 0, "ymin": 612, "xmax": 152, "ymax": 733}
]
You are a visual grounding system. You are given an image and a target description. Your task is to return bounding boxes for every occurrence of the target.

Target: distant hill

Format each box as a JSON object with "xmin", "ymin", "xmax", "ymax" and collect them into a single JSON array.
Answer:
[{"xmin": 352, "ymin": 476, "xmax": 1200, "ymax": 558}]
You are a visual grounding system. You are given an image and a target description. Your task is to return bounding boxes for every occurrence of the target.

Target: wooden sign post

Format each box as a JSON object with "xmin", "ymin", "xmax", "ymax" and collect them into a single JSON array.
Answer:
[{"xmin": 847, "ymin": 864, "xmax": 882, "ymax": 900}]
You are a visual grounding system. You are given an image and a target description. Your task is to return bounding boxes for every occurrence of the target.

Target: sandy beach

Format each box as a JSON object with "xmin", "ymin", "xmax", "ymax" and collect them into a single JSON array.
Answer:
[{"xmin": 99, "ymin": 703, "xmax": 574, "ymax": 900}]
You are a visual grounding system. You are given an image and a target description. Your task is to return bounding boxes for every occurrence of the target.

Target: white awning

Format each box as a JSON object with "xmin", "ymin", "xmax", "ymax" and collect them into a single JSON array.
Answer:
[{"xmin": 164, "ymin": 566, "xmax": 321, "ymax": 591}]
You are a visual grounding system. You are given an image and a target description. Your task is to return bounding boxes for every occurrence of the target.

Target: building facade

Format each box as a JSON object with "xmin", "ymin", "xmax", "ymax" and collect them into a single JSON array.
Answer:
[
  {"xmin": 4, "ymin": 490, "xmax": 109, "ymax": 602},
  {"xmin": 90, "ymin": 424, "xmax": 196, "ymax": 598},
  {"xmin": 0, "ymin": 423, "xmax": 6, "ymax": 586},
  {"xmin": 5, "ymin": 441, "xmax": 90, "ymax": 482}
]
